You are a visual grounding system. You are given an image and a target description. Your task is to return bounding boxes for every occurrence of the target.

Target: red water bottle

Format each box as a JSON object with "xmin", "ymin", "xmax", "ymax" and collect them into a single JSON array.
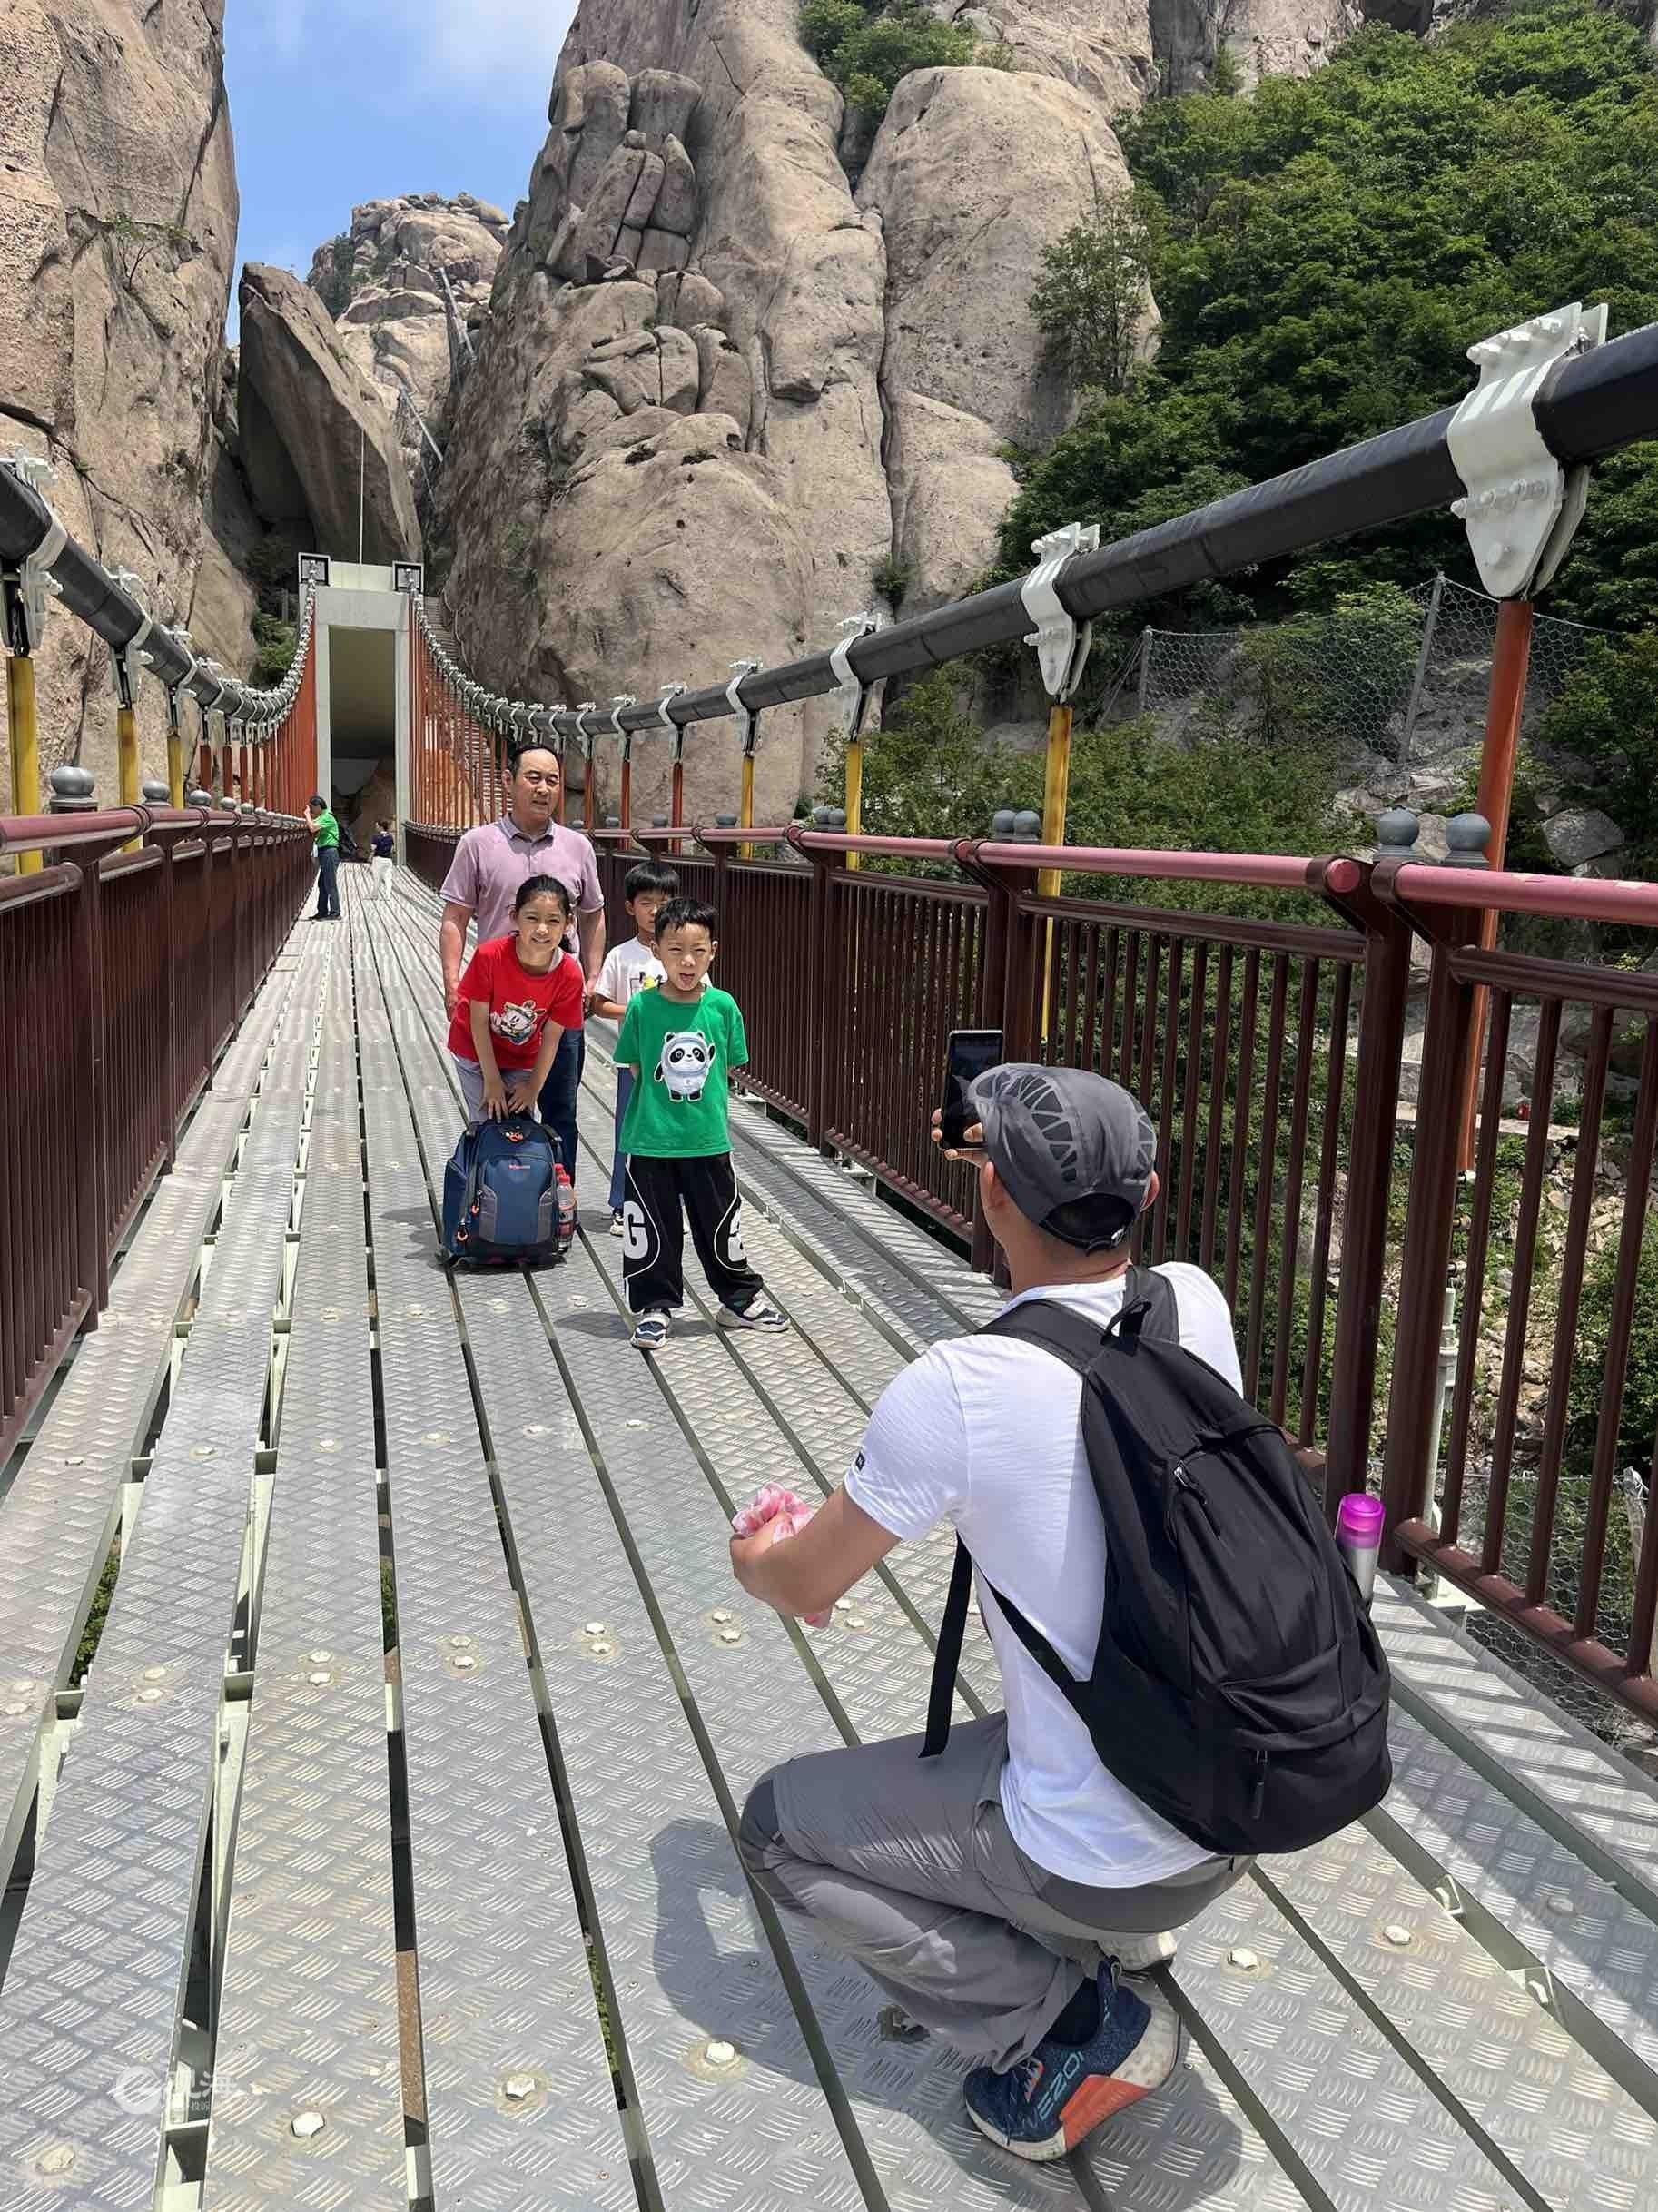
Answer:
[{"xmin": 555, "ymin": 1164, "xmax": 577, "ymax": 1257}]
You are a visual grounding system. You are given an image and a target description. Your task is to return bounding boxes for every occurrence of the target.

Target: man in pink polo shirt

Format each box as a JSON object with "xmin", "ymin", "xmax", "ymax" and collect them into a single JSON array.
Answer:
[{"xmin": 439, "ymin": 738, "xmax": 606, "ymax": 1195}]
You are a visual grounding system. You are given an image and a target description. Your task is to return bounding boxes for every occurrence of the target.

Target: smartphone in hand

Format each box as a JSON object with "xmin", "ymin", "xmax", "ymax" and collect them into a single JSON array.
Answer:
[{"xmin": 940, "ymin": 1029, "xmax": 1003, "ymax": 1148}]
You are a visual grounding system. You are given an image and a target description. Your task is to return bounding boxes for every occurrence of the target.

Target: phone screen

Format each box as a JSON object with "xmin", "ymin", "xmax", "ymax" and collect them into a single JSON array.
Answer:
[{"xmin": 941, "ymin": 1030, "xmax": 1004, "ymax": 1148}]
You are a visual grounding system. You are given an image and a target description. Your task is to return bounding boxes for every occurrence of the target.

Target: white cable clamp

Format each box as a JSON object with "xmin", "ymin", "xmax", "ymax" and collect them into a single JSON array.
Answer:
[
  {"xmin": 1447, "ymin": 301, "xmax": 1608, "ymax": 598},
  {"xmin": 655, "ymin": 680, "xmax": 688, "ymax": 730},
  {"xmin": 199, "ymin": 658, "xmax": 232, "ymax": 718},
  {"xmin": 160, "ymin": 626, "xmax": 199, "ymax": 730},
  {"xmin": 107, "ymin": 569, "xmax": 153, "ymax": 706},
  {"xmin": 3, "ymin": 454, "xmax": 67, "ymax": 652},
  {"xmin": 163, "ymin": 625, "xmax": 200, "ymax": 700},
  {"xmin": 1021, "ymin": 523, "xmax": 1099, "ymax": 701},
  {"xmin": 610, "ymin": 695, "xmax": 637, "ymax": 762},
  {"xmin": 575, "ymin": 701, "xmax": 599, "ymax": 756},
  {"xmin": 726, "ymin": 659, "xmax": 763, "ymax": 754},
  {"xmin": 829, "ymin": 612, "xmax": 882, "ymax": 739}
]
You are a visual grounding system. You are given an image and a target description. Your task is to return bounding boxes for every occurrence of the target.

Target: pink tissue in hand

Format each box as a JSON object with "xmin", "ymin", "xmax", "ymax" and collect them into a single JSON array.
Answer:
[{"xmin": 734, "ymin": 1484, "xmax": 832, "ymax": 1627}]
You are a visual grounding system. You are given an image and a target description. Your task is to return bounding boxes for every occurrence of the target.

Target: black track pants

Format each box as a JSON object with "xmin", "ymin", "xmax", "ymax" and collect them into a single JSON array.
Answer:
[{"xmin": 620, "ymin": 1152, "xmax": 765, "ymax": 1315}]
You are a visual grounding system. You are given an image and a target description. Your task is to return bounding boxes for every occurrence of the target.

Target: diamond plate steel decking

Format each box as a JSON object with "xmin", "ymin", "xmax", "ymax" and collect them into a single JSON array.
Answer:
[
  {"xmin": 202, "ymin": 937, "xmax": 405, "ymax": 2211},
  {"xmin": 5, "ymin": 868, "xmax": 1658, "ymax": 2212}
]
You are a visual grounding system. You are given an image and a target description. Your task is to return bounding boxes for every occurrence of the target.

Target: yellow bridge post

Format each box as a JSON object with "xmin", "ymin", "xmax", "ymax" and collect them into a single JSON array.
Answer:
[{"xmin": 4, "ymin": 642, "xmax": 44, "ymax": 873}]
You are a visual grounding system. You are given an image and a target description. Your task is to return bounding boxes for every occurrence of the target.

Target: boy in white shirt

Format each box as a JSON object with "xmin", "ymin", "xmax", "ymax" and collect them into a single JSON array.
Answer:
[{"xmin": 589, "ymin": 861, "xmax": 678, "ymax": 1233}]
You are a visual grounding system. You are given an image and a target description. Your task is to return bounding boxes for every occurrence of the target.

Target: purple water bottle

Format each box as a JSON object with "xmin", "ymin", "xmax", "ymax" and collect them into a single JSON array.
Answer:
[{"xmin": 1335, "ymin": 1494, "xmax": 1384, "ymax": 1605}]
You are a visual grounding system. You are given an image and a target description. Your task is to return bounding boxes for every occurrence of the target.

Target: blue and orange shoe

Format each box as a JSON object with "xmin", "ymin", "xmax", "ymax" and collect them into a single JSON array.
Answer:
[{"xmin": 962, "ymin": 1970, "xmax": 1183, "ymax": 2161}]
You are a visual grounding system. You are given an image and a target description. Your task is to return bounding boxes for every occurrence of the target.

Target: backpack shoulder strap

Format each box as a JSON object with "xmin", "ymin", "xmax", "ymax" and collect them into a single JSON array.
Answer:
[
  {"xmin": 1125, "ymin": 1265, "xmax": 1180, "ymax": 1345},
  {"xmin": 980, "ymin": 1269, "xmax": 1181, "ymax": 1364}
]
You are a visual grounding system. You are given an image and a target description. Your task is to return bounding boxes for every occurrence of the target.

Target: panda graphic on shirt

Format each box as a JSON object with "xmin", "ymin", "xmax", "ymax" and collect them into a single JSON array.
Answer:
[{"xmin": 656, "ymin": 1030, "xmax": 715, "ymax": 1103}]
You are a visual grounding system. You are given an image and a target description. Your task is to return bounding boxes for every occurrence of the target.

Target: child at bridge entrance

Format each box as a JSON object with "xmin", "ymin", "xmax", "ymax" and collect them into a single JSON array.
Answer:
[
  {"xmin": 588, "ymin": 859, "xmax": 680, "ymax": 1236},
  {"xmin": 447, "ymin": 874, "xmax": 584, "ymax": 1130},
  {"xmin": 614, "ymin": 896, "xmax": 787, "ymax": 1351}
]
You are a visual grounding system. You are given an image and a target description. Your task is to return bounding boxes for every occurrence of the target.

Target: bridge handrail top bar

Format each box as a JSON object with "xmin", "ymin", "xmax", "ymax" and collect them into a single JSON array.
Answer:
[
  {"xmin": 972, "ymin": 842, "xmax": 1365, "ymax": 893},
  {"xmin": 790, "ymin": 829, "xmax": 962, "ymax": 860},
  {"xmin": 0, "ymin": 805, "xmax": 306, "ymax": 854},
  {"xmin": 1391, "ymin": 860, "xmax": 1658, "ymax": 928}
]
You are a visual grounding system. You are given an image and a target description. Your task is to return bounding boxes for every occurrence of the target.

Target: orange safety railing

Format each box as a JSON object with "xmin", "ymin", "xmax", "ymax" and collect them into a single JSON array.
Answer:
[{"xmin": 410, "ymin": 614, "xmax": 497, "ymax": 829}]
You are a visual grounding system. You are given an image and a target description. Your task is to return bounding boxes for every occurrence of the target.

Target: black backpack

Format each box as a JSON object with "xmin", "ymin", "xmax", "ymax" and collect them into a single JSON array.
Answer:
[{"xmin": 922, "ymin": 1270, "xmax": 1392, "ymax": 1858}]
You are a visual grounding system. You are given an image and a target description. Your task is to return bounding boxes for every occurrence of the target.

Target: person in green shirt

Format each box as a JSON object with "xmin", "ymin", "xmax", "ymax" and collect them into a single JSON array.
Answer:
[
  {"xmin": 307, "ymin": 794, "xmax": 341, "ymax": 921},
  {"xmin": 614, "ymin": 896, "xmax": 788, "ymax": 1352}
]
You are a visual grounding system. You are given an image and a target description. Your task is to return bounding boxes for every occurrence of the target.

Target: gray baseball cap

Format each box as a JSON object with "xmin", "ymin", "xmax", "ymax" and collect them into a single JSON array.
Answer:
[{"xmin": 968, "ymin": 1062, "xmax": 1156, "ymax": 1250}]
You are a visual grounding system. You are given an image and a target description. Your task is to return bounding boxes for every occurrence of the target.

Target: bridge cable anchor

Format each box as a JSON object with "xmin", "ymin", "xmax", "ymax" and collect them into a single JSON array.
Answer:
[
  {"xmin": 1021, "ymin": 522, "xmax": 1099, "ymax": 702},
  {"xmin": 1, "ymin": 453, "xmax": 67, "ymax": 655},
  {"xmin": 1446, "ymin": 301, "xmax": 1608, "ymax": 598}
]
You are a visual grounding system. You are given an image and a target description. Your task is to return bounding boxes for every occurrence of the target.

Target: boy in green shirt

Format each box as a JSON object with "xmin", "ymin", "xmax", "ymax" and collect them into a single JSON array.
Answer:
[
  {"xmin": 307, "ymin": 793, "xmax": 341, "ymax": 921},
  {"xmin": 615, "ymin": 896, "xmax": 788, "ymax": 1352}
]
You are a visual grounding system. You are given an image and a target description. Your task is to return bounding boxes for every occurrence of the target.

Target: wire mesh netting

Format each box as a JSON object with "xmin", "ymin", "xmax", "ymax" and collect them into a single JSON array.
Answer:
[{"xmin": 1100, "ymin": 575, "xmax": 1607, "ymax": 770}]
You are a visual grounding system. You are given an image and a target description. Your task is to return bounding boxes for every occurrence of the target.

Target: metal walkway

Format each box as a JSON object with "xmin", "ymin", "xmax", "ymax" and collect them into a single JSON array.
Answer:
[{"xmin": 2, "ymin": 868, "xmax": 1657, "ymax": 2212}]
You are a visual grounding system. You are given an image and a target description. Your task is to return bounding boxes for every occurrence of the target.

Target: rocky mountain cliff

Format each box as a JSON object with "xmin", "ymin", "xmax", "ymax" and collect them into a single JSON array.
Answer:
[
  {"xmin": 2, "ymin": 0, "xmax": 243, "ymax": 803},
  {"xmin": 307, "ymin": 193, "xmax": 508, "ymax": 425},
  {"xmin": 430, "ymin": 0, "xmax": 1371, "ymax": 821}
]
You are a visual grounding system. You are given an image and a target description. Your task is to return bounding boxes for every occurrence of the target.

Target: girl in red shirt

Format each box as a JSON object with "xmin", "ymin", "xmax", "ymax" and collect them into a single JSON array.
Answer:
[{"xmin": 447, "ymin": 874, "xmax": 584, "ymax": 1124}]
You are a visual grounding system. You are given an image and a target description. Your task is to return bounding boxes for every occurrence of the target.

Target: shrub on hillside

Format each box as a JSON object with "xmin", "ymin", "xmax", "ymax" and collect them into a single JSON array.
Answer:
[{"xmin": 800, "ymin": 0, "xmax": 981, "ymax": 121}]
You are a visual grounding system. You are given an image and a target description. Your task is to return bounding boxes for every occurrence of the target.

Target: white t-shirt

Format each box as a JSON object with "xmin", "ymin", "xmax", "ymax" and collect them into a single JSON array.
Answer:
[
  {"xmin": 845, "ymin": 1263, "xmax": 1244, "ymax": 1887},
  {"xmin": 595, "ymin": 936, "xmax": 665, "ymax": 1005}
]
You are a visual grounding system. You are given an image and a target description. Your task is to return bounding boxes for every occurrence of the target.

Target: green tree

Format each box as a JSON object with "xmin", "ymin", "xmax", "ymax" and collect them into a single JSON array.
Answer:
[
  {"xmin": 250, "ymin": 613, "xmax": 297, "ymax": 686},
  {"xmin": 819, "ymin": 671, "xmax": 1357, "ymax": 915},
  {"xmin": 1001, "ymin": 5, "xmax": 1658, "ymax": 630},
  {"xmin": 1030, "ymin": 190, "xmax": 1164, "ymax": 398},
  {"xmin": 799, "ymin": 0, "xmax": 980, "ymax": 121},
  {"xmin": 1538, "ymin": 629, "xmax": 1658, "ymax": 870}
]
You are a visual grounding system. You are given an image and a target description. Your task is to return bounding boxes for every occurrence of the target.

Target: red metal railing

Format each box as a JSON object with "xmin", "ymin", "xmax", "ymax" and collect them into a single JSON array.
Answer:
[
  {"xmin": 405, "ymin": 805, "xmax": 1658, "ymax": 1729},
  {"xmin": 565, "ymin": 823, "xmax": 1410, "ymax": 1482},
  {"xmin": 0, "ymin": 804, "xmax": 311, "ymax": 1465},
  {"xmin": 410, "ymin": 618, "xmax": 496, "ymax": 828},
  {"xmin": 1380, "ymin": 863, "xmax": 1658, "ymax": 1722}
]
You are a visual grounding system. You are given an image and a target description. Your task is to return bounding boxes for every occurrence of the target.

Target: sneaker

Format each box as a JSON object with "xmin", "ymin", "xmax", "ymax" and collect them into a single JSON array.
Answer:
[
  {"xmin": 962, "ymin": 1970, "xmax": 1182, "ymax": 2163},
  {"xmin": 609, "ymin": 1211, "xmax": 626, "ymax": 1238},
  {"xmin": 631, "ymin": 1312, "xmax": 669, "ymax": 1352},
  {"xmin": 1112, "ymin": 1931, "xmax": 1177, "ymax": 1974},
  {"xmin": 716, "ymin": 1294, "xmax": 788, "ymax": 1332}
]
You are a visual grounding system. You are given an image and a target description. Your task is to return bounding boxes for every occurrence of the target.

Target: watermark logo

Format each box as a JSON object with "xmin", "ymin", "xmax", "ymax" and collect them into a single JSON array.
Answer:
[{"xmin": 113, "ymin": 2069, "xmax": 164, "ymax": 2118}]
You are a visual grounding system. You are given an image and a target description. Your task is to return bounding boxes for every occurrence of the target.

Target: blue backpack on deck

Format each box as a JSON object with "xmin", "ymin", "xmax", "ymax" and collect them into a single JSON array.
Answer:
[{"xmin": 440, "ymin": 1115, "xmax": 562, "ymax": 1265}]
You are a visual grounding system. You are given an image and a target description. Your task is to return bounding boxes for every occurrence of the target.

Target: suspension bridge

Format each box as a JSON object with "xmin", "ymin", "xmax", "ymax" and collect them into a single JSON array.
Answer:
[{"xmin": 5, "ymin": 310, "xmax": 1658, "ymax": 2212}]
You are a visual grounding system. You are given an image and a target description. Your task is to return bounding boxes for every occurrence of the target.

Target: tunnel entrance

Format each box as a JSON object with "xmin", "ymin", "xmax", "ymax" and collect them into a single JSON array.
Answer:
[
  {"xmin": 309, "ymin": 561, "xmax": 413, "ymax": 861},
  {"xmin": 327, "ymin": 625, "xmax": 396, "ymax": 854}
]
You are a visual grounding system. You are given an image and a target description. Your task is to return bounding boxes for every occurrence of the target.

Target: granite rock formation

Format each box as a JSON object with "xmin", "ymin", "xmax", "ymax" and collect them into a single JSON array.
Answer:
[
  {"xmin": 0, "ymin": 0, "xmax": 244, "ymax": 803},
  {"xmin": 238, "ymin": 264, "xmax": 422, "ymax": 567},
  {"xmin": 307, "ymin": 193, "xmax": 509, "ymax": 423}
]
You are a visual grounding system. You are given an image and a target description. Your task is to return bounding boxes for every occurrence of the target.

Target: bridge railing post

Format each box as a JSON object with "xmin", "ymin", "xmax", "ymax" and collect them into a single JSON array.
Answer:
[
  {"xmin": 788, "ymin": 825, "xmax": 841, "ymax": 1150},
  {"xmin": 949, "ymin": 837, "xmax": 1026, "ymax": 1278},
  {"xmin": 1375, "ymin": 815, "xmax": 1491, "ymax": 1567},
  {"xmin": 46, "ymin": 769, "xmax": 117, "ymax": 1311}
]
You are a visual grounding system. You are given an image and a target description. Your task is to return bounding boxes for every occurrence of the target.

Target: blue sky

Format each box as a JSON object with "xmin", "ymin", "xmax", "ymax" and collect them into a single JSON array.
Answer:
[{"xmin": 224, "ymin": 0, "xmax": 576, "ymax": 320}]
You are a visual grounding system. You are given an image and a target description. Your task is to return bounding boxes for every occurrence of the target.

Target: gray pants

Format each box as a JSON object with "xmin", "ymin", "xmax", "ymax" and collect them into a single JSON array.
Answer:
[
  {"xmin": 739, "ymin": 1715, "xmax": 1246, "ymax": 2073},
  {"xmin": 451, "ymin": 1056, "xmax": 538, "ymax": 1125}
]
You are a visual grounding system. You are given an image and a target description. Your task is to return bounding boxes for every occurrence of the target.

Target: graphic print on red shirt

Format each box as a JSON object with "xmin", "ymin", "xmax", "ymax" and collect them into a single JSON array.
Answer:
[{"xmin": 446, "ymin": 936, "xmax": 585, "ymax": 1071}]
